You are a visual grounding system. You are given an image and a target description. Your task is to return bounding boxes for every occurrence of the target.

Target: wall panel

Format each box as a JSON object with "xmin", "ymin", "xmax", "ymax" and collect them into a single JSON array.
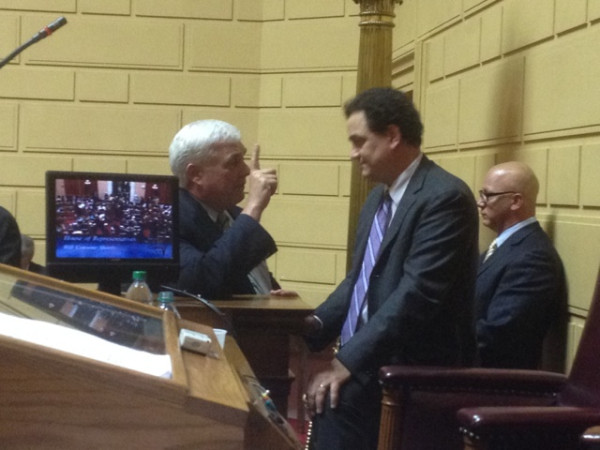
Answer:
[
  {"xmin": 135, "ymin": 0, "xmax": 233, "ymax": 20},
  {"xmin": 548, "ymin": 146, "xmax": 580, "ymax": 207},
  {"xmin": 555, "ymin": 0, "xmax": 587, "ymax": 34},
  {"xmin": 416, "ymin": 0, "xmax": 461, "ymax": 36},
  {"xmin": 132, "ymin": 73, "xmax": 231, "ymax": 106},
  {"xmin": 187, "ymin": 21, "xmax": 260, "ymax": 72},
  {"xmin": 0, "ymin": 15, "xmax": 19, "ymax": 63},
  {"xmin": 423, "ymin": 79, "xmax": 459, "ymax": 149},
  {"xmin": 480, "ymin": 4, "xmax": 502, "ymax": 62},
  {"xmin": 260, "ymin": 19, "xmax": 358, "ymax": 70},
  {"xmin": 0, "ymin": 67, "xmax": 74, "ymax": 100},
  {"xmin": 77, "ymin": 71, "xmax": 129, "ymax": 103},
  {"xmin": 233, "ymin": 76, "xmax": 282, "ymax": 108},
  {"xmin": 502, "ymin": 0, "xmax": 554, "ymax": 53},
  {"xmin": 80, "ymin": 0, "xmax": 131, "ymax": 16},
  {"xmin": 581, "ymin": 144, "xmax": 600, "ymax": 207},
  {"xmin": 523, "ymin": 28, "xmax": 600, "ymax": 137},
  {"xmin": 444, "ymin": 17, "xmax": 480, "ymax": 76},
  {"xmin": 283, "ymin": 76, "xmax": 343, "ymax": 108},
  {"xmin": 276, "ymin": 248, "xmax": 338, "ymax": 285},
  {"xmin": 21, "ymin": 105, "xmax": 179, "ymax": 155},
  {"xmin": 286, "ymin": 0, "xmax": 345, "ymax": 19},
  {"xmin": 235, "ymin": 0, "xmax": 285, "ymax": 22},
  {"xmin": 264, "ymin": 197, "xmax": 349, "ymax": 248},
  {"xmin": 15, "ymin": 189, "xmax": 45, "ymax": 236},
  {"xmin": 0, "ymin": 190, "xmax": 17, "ymax": 214},
  {"xmin": 22, "ymin": 15, "xmax": 183, "ymax": 69},
  {"xmin": 0, "ymin": 104, "xmax": 18, "ymax": 151},
  {"xmin": 458, "ymin": 57, "xmax": 523, "ymax": 144},
  {"xmin": 0, "ymin": 155, "xmax": 71, "ymax": 187},
  {"xmin": 258, "ymin": 109, "xmax": 348, "ymax": 158},
  {"xmin": 279, "ymin": 163, "xmax": 340, "ymax": 196},
  {"xmin": 0, "ymin": 1, "xmax": 75, "ymax": 12}
]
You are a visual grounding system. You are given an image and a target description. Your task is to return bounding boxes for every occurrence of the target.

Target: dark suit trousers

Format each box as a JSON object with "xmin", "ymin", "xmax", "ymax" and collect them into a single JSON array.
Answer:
[{"xmin": 311, "ymin": 374, "xmax": 382, "ymax": 450}]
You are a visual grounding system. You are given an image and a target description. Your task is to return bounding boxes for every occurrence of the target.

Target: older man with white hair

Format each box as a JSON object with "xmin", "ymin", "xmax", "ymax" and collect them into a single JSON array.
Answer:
[{"xmin": 169, "ymin": 119, "xmax": 295, "ymax": 300}]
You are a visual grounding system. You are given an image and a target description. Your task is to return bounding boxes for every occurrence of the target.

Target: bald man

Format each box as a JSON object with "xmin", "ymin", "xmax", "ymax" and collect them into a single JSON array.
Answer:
[{"xmin": 476, "ymin": 162, "xmax": 567, "ymax": 369}]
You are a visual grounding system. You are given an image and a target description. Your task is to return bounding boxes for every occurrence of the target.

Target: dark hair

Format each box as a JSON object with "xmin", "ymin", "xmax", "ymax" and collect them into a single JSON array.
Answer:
[{"xmin": 344, "ymin": 87, "xmax": 423, "ymax": 147}]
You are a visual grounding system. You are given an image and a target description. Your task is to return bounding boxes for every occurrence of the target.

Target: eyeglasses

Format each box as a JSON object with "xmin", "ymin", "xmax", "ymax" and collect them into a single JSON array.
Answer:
[{"xmin": 478, "ymin": 190, "xmax": 517, "ymax": 203}]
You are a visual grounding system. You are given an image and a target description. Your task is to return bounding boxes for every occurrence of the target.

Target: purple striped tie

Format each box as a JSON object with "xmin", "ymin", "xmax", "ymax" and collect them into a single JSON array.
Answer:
[{"xmin": 341, "ymin": 193, "xmax": 392, "ymax": 345}]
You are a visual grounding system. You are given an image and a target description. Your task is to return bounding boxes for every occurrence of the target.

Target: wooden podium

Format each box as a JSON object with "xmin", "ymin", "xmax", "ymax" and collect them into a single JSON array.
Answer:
[
  {"xmin": 0, "ymin": 264, "xmax": 302, "ymax": 449},
  {"xmin": 179, "ymin": 295, "xmax": 314, "ymax": 418}
]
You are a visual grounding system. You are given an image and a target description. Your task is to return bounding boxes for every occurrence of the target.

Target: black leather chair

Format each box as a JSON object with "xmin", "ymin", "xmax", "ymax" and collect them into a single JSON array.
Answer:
[{"xmin": 377, "ymin": 267, "xmax": 600, "ymax": 450}]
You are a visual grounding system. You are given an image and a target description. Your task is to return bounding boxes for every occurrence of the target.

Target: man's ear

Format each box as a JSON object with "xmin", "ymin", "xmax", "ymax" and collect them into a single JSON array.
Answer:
[
  {"xmin": 510, "ymin": 193, "xmax": 524, "ymax": 211},
  {"xmin": 387, "ymin": 124, "xmax": 402, "ymax": 148},
  {"xmin": 185, "ymin": 162, "xmax": 203, "ymax": 187}
]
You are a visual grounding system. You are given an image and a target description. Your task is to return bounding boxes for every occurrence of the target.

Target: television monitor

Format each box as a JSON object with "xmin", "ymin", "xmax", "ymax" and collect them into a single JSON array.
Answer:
[{"xmin": 45, "ymin": 171, "xmax": 180, "ymax": 296}]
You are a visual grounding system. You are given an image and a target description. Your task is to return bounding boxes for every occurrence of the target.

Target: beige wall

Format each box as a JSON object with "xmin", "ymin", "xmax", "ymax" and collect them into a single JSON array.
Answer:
[
  {"xmin": 393, "ymin": 0, "xmax": 600, "ymax": 368},
  {"xmin": 0, "ymin": 0, "xmax": 359, "ymax": 305},
  {"xmin": 1, "ymin": 1, "xmax": 599, "ymax": 367}
]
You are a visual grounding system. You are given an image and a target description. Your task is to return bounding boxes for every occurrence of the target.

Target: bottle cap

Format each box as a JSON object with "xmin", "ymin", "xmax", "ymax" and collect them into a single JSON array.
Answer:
[
  {"xmin": 157, "ymin": 291, "xmax": 175, "ymax": 303},
  {"xmin": 132, "ymin": 270, "xmax": 147, "ymax": 281}
]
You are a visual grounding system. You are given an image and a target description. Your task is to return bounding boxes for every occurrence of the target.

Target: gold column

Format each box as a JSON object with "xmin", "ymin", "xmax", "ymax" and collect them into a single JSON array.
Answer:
[{"xmin": 347, "ymin": 0, "xmax": 402, "ymax": 270}]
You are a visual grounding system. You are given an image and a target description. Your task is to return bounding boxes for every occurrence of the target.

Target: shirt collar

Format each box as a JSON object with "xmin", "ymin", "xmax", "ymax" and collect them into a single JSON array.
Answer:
[
  {"xmin": 496, "ymin": 216, "xmax": 537, "ymax": 247},
  {"xmin": 386, "ymin": 153, "xmax": 423, "ymax": 216}
]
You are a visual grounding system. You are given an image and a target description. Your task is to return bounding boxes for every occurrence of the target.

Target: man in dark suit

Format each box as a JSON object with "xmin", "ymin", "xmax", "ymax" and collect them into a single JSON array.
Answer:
[
  {"xmin": 303, "ymin": 88, "xmax": 479, "ymax": 450},
  {"xmin": 168, "ymin": 119, "xmax": 296, "ymax": 300},
  {"xmin": 0, "ymin": 206, "xmax": 21, "ymax": 268},
  {"xmin": 476, "ymin": 161, "xmax": 567, "ymax": 369}
]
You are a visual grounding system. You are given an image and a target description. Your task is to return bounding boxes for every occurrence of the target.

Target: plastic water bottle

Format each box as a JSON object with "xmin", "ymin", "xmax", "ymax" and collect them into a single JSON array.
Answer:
[
  {"xmin": 125, "ymin": 270, "xmax": 153, "ymax": 304},
  {"xmin": 157, "ymin": 290, "xmax": 181, "ymax": 319}
]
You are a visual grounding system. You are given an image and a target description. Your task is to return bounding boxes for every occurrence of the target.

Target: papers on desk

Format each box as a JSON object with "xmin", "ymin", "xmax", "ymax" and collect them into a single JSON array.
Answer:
[{"xmin": 0, "ymin": 312, "xmax": 172, "ymax": 378}]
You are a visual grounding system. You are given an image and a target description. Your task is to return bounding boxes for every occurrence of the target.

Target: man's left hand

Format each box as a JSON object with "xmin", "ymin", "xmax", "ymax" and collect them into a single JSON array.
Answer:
[
  {"xmin": 270, "ymin": 288, "xmax": 299, "ymax": 297},
  {"xmin": 304, "ymin": 358, "xmax": 351, "ymax": 417}
]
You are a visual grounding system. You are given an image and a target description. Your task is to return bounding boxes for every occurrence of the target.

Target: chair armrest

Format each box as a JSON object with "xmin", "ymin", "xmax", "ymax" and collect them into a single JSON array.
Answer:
[
  {"xmin": 458, "ymin": 406, "xmax": 600, "ymax": 435},
  {"xmin": 582, "ymin": 425, "xmax": 600, "ymax": 448},
  {"xmin": 379, "ymin": 365, "xmax": 567, "ymax": 395}
]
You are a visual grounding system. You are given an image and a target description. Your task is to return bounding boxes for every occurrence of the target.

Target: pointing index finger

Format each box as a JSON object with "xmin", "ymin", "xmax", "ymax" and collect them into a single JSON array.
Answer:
[{"xmin": 250, "ymin": 144, "xmax": 260, "ymax": 170}]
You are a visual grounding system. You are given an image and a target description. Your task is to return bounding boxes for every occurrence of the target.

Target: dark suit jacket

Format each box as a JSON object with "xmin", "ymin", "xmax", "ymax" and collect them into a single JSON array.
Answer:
[
  {"xmin": 176, "ymin": 188, "xmax": 279, "ymax": 299},
  {"xmin": 0, "ymin": 206, "xmax": 21, "ymax": 268},
  {"xmin": 476, "ymin": 221, "xmax": 567, "ymax": 369},
  {"xmin": 308, "ymin": 156, "xmax": 479, "ymax": 381}
]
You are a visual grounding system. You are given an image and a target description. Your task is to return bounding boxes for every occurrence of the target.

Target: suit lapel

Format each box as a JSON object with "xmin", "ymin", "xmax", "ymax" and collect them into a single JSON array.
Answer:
[
  {"xmin": 378, "ymin": 157, "xmax": 431, "ymax": 254},
  {"xmin": 477, "ymin": 222, "xmax": 539, "ymax": 276}
]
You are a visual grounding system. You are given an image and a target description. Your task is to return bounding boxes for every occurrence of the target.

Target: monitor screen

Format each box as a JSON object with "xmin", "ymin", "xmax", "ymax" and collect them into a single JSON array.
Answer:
[{"xmin": 45, "ymin": 171, "xmax": 180, "ymax": 296}]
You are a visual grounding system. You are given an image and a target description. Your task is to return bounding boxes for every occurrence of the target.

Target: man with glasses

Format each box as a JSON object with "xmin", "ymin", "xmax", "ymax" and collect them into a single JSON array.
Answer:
[{"xmin": 476, "ymin": 161, "xmax": 567, "ymax": 369}]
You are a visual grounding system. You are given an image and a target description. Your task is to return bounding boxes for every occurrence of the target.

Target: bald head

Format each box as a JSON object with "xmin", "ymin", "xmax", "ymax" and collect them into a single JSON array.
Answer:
[
  {"xmin": 478, "ymin": 162, "xmax": 539, "ymax": 234},
  {"xmin": 490, "ymin": 161, "xmax": 538, "ymax": 205}
]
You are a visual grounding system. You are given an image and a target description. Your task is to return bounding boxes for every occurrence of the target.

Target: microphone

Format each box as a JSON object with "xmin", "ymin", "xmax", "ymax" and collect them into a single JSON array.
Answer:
[
  {"xmin": 30, "ymin": 17, "xmax": 68, "ymax": 44},
  {"xmin": 0, "ymin": 17, "xmax": 68, "ymax": 70},
  {"xmin": 159, "ymin": 285, "xmax": 236, "ymax": 338}
]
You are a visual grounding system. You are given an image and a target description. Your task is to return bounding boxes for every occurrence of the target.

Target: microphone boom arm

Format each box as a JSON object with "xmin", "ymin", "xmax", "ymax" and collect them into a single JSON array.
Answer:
[
  {"xmin": 159, "ymin": 285, "xmax": 236, "ymax": 338},
  {"xmin": 0, "ymin": 17, "xmax": 67, "ymax": 70}
]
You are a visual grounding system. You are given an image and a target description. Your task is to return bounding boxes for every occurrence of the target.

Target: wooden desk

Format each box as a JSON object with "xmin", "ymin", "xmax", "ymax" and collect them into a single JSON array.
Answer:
[
  {"xmin": 178, "ymin": 296, "xmax": 313, "ymax": 417},
  {"xmin": 0, "ymin": 264, "xmax": 302, "ymax": 449}
]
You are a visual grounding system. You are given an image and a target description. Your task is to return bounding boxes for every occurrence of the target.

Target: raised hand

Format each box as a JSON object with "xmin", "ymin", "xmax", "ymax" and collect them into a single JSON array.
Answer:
[{"xmin": 242, "ymin": 144, "xmax": 278, "ymax": 221}]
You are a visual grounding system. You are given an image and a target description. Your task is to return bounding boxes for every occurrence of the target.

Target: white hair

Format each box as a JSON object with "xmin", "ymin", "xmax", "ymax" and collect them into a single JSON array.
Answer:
[{"xmin": 169, "ymin": 120, "xmax": 242, "ymax": 187}]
